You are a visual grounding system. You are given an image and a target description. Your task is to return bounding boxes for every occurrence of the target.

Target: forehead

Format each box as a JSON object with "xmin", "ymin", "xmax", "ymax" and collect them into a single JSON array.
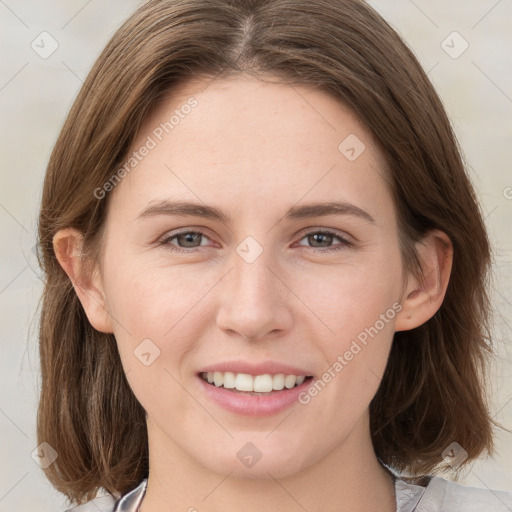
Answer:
[
  {"xmin": 142, "ymin": 74, "xmax": 379, "ymax": 158},
  {"xmin": 109, "ymin": 75, "xmax": 393, "ymax": 222}
]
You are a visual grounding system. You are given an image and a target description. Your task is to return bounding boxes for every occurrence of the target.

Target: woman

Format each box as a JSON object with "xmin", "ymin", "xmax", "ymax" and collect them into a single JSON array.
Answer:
[{"xmin": 36, "ymin": 0, "xmax": 512, "ymax": 511}]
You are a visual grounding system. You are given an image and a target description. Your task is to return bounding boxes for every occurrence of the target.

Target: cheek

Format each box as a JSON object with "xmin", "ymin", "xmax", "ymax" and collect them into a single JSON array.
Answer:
[
  {"xmin": 101, "ymin": 259, "xmax": 205, "ymax": 414},
  {"xmin": 291, "ymin": 249, "xmax": 401, "ymax": 410},
  {"xmin": 101, "ymin": 254, "xmax": 226, "ymax": 394},
  {"xmin": 103, "ymin": 253, "xmax": 208, "ymax": 333},
  {"xmin": 294, "ymin": 254, "xmax": 402, "ymax": 341},
  {"xmin": 297, "ymin": 288, "xmax": 396, "ymax": 441},
  {"xmin": 103, "ymin": 240, "xmax": 402, "ymax": 350}
]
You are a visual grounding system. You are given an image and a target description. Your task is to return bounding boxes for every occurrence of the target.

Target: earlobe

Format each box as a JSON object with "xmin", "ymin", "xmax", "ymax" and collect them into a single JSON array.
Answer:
[
  {"xmin": 52, "ymin": 228, "xmax": 113, "ymax": 333},
  {"xmin": 395, "ymin": 229, "xmax": 453, "ymax": 332}
]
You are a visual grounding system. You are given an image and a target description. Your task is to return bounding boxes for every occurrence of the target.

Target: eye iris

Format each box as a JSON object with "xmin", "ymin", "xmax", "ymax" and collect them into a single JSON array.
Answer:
[
  {"xmin": 309, "ymin": 232, "xmax": 333, "ymax": 247},
  {"xmin": 177, "ymin": 232, "xmax": 202, "ymax": 247},
  {"xmin": 168, "ymin": 231, "xmax": 341, "ymax": 250}
]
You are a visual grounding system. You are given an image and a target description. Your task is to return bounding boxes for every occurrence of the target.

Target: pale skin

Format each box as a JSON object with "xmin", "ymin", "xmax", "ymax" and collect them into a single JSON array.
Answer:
[{"xmin": 53, "ymin": 75, "xmax": 453, "ymax": 512}]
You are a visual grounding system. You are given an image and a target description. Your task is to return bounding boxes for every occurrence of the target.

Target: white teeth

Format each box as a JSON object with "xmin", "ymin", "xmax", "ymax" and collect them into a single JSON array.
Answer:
[
  {"xmin": 203, "ymin": 371, "xmax": 308, "ymax": 392},
  {"xmin": 284, "ymin": 375, "xmax": 296, "ymax": 389},
  {"xmin": 295, "ymin": 376, "xmax": 306, "ymax": 385},
  {"xmin": 213, "ymin": 371, "xmax": 223, "ymax": 387},
  {"xmin": 223, "ymin": 371, "xmax": 236, "ymax": 389},
  {"xmin": 272, "ymin": 373, "xmax": 285, "ymax": 390},
  {"xmin": 235, "ymin": 373, "xmax": 253, "ymax": 392},
  {"xmin": 254, "ymin": 374, "xmax": 273, "ymax": 393}
]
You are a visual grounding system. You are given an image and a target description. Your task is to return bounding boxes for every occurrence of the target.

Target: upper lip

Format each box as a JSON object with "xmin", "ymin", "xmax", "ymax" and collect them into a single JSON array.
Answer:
[{"xmin": 198, "ymin": 360, "xmax": 313, "ymax": 377}]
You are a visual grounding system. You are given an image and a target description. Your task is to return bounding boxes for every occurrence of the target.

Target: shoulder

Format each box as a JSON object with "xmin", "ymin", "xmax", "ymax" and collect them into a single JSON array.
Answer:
[
  {"xmin": 422, "ymin": 476, "xmax": 512, "ymax": 511},
  {"xmin": 396, "ymin": 475, "xmax": 512, "ymax": 512},
  {"xmin": 63, "ymin": 479, "xmax": 147, "ymax": 512}
]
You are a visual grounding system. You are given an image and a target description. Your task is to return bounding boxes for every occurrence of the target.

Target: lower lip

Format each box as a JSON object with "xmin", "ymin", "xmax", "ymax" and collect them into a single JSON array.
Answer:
[{"xmin": 197, "ymin": 375, "xmax": 314, "ymax": 417}]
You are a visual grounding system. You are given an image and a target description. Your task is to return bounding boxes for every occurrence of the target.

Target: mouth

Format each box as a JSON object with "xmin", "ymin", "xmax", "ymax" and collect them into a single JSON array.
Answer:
[{"xmin": 199, "ymin": 371, "xmax": 314, "ymax": 395}]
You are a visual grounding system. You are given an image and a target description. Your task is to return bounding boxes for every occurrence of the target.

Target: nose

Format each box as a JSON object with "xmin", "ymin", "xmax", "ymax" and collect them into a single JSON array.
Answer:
[{"xmin": 215, "ymin": 247, "xmax": 293, "ymax": 342}]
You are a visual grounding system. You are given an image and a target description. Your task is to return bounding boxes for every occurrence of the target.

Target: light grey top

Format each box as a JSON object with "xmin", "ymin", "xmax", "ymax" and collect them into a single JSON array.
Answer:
[{"xmin": 65, "ymin": 475, "xmax": 512, "ymax": 512}]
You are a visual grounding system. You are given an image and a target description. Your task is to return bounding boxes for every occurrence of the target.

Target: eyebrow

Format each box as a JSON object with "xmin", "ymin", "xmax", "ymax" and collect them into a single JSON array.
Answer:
[{"xmin": 136, "ymin": 200, "xmax": 375, "ymax": 224}]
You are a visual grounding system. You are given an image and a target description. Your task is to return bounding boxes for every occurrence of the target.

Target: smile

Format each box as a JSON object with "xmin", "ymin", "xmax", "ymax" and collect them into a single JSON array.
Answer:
[
  {"xmin": 200, "ymin": 371, "xmax": 312, "ymax": 394},
  {"xmin": 197, "ymin": 372, "xmax": 315, "ymax": 416}
]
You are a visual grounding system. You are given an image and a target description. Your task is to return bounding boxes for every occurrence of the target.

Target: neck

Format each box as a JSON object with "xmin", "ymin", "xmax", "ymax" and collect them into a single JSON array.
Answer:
[{"xmin": 139, "ymin": 412, "xmax": 396, "ymax": 512}]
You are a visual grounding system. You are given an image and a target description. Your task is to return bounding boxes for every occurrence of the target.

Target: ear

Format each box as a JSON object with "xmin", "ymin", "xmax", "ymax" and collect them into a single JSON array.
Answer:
[
  {"xmin": 53, "ymin": 228, "xmax": 113, "ymax": 333},
  {"xmin": 394, "ymin": 229, "xmax": 453, "ymax": 332}
]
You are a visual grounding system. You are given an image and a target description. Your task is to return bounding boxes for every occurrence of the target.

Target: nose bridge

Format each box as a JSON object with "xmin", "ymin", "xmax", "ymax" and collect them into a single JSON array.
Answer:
[
  {"xmin": 233, "ymin": 242, "xmax": 275, "ymax": 300},
  {"xmin": 216, "ymin": 238, "xmax": 291, "ymax": 340}
]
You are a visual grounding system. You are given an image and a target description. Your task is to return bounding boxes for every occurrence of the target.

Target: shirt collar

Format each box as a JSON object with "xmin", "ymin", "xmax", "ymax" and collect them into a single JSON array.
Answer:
[{"xmin": 111, "ymin": 475, "xmax": 428, "ymax": 512}]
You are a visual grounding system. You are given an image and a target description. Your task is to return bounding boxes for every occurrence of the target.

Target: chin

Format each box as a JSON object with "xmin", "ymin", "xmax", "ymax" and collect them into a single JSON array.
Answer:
[{"xmin": 202, "ymin": 439, "xmax": 312, "ymax": 480}]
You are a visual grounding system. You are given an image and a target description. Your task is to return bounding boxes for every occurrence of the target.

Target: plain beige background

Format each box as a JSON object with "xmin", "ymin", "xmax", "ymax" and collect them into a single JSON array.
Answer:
[{"xmin": 0, "ymin": 1, "xmax": 511, "ymax": 510}]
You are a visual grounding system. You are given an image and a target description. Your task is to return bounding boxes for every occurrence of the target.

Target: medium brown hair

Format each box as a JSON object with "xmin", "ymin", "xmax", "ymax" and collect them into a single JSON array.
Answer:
[{"xmin": 37, "ymin": 0, "xmax": 497, "ymax": 504}]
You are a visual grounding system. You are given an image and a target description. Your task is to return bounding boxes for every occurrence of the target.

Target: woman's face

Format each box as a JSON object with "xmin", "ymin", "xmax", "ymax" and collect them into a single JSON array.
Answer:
[{"xmin": 96, "ymin": 75, "xmax": 407, "ymax": 479}]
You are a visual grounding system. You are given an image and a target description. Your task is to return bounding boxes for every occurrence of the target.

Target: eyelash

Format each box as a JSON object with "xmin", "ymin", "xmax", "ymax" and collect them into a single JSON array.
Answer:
[{"xmin": 158, "ymin": 229, "xmax": 353, "ymax": 253}]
